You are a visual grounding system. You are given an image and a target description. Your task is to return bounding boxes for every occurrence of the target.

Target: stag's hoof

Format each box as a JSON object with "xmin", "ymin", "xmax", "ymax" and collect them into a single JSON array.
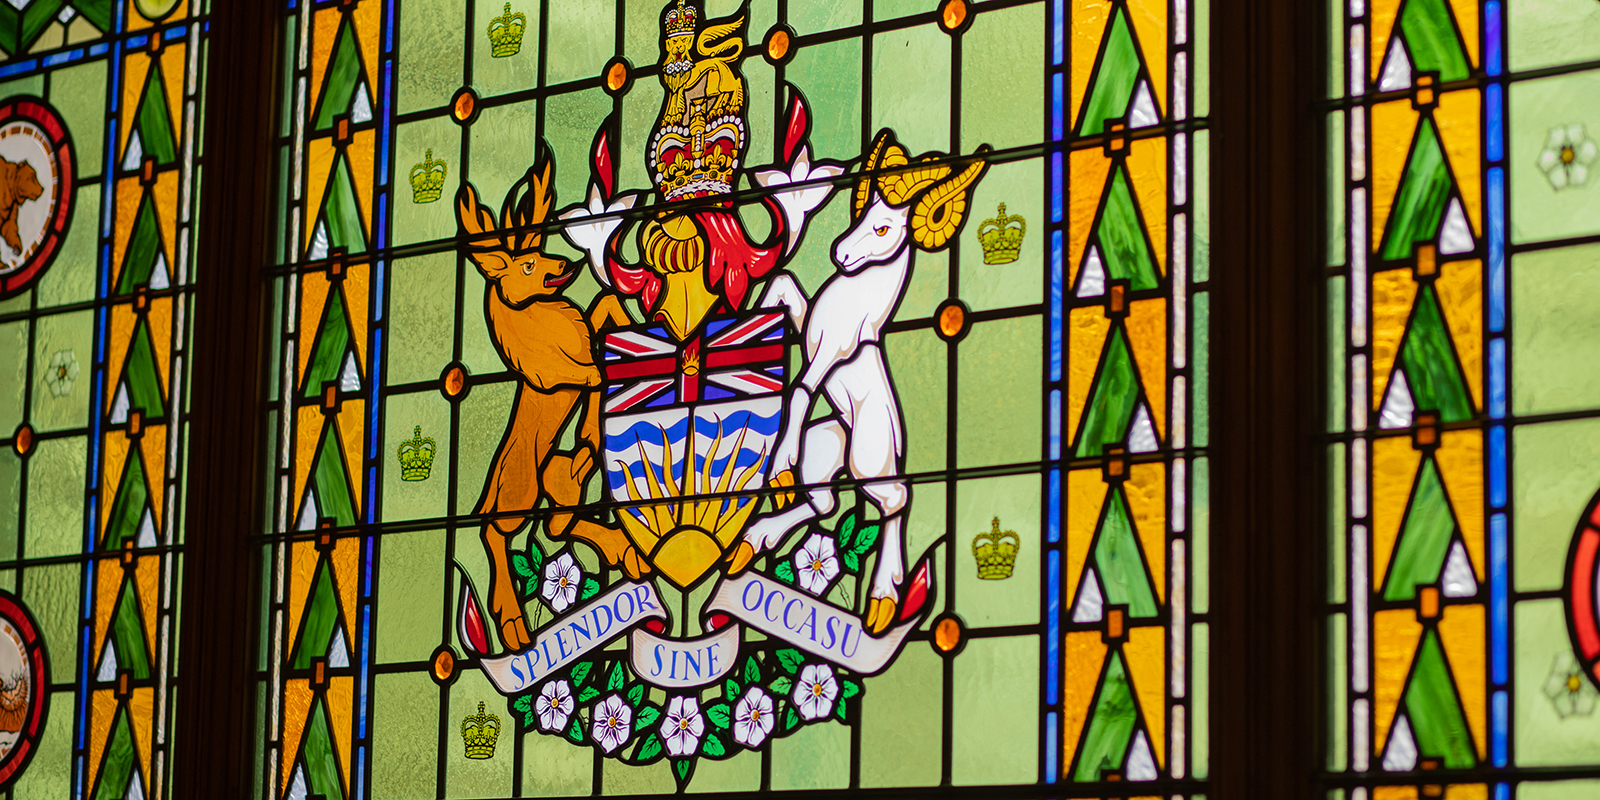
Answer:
[
  {"xmin": 770, "ymin": 469, "xmax": 796, "ymax": 509},
  {"xmin": 865, "ymin": 597, "xmax": 898, "ymax": 635},
  {"xmin": 724, "ymin": 541, "xmax": 756, "ymax": 576}
]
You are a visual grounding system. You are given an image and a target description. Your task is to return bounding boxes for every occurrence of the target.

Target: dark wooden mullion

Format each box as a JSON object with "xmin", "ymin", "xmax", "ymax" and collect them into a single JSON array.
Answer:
[
  {"xmin": 169, "ymin": 0, "xmax": 279, "ymax": 796},
  {"xmin": 1209, "ymin": 0, "xmax": 1327, "ymax": 797}
]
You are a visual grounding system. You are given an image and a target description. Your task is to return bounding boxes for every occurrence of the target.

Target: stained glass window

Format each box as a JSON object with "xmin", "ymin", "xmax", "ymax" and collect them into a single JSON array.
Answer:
[
  {"xmin": 256, "ymin": 0, "xmax": 1207, "ymax": 794},
  {"xmin": 0, "ymin": 0, "xmax": 209, "ymax": 798},
  {"xmin": 1324, "ymin": 0, "xmax": 1600, "ymax": 796}
]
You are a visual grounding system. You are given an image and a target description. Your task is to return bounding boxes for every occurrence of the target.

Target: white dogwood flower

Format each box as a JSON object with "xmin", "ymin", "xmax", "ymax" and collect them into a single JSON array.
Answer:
[
  {"xmin": 1539, "ymin": 123, "xmax": 1598, "ymax": 190},
  {"xmin": 541, "ymin": 552, "xmax": 581, "ymax": 613},
  {"xmin": 659, "ymin": 695, "xmax": 705, "ymax": 757},
  {"xmin": 794, "ymin": 532, "xmax": 840, "ymax": 595},
  {"xmin": 1544, "ymin": 651, "xmax": 1598, "ymax": 718},
  {"xmin": 591, "ymin": 694, "xmax": 632, "ymax": 753},
  {"xmin": 792, "ymin": 663, "xmax": 838, "ymax": 721},
  {"xmin": 44, "ymin": 349, "xmax": 77, "ymax": 398},
  {"xmin": 733, "ymin": 686, "xmax": 775, "ymax": 748},
  {"xmin": 535, "ymin": 680, "xmax": 573, "ymax": 732}
]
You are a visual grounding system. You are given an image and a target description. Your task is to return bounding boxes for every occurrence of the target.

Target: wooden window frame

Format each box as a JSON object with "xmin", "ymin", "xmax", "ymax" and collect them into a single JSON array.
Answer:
[{"xmin": 171, "ymin": 0, "xmax": 1328, "ymax": 796}]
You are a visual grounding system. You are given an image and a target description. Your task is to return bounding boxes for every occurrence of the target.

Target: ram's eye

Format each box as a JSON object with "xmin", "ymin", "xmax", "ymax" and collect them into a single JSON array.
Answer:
[{"xmin": 874, "ymin": 226, "xmax": 889, "ymax": 236}]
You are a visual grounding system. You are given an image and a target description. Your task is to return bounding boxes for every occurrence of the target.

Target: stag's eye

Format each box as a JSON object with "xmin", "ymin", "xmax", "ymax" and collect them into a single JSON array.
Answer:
[
  {"xmin": 520, "ymin": 259, "xmax": 536, "ymax": 275},
  {"xmin": 874, "ymin": 226, "xmax": 889, "ymax": 237}
]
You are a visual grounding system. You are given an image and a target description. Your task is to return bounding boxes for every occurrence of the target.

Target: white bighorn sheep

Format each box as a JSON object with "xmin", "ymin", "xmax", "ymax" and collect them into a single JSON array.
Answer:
[{"xmin": 728, "ymin": 130, "xmax": 990, "ymax": 634}]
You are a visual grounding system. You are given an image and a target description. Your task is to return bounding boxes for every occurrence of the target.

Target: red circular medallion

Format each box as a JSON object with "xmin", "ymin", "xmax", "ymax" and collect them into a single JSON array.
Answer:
[
  {"xmin": 0, "ymin": 591, "xmax": 48, "ymax": 788},
  {"xmin": 0, "ymin": 97, "xmax": 75, "ymax": 300}
]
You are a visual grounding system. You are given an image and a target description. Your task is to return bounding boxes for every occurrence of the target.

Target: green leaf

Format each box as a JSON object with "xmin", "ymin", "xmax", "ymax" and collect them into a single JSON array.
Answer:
[
  {"xmin": 840, "ymin": 679, "xmax": 862, "ymax": 700},
  {"xmin": 673, "ymin": 759, "xmax": 691, "ymax": 781},
  {"xmin": 769, "ymin": 675, "xmax": 794, "ymax": 695},
  {"xmin": 523, "ymin": 577, "xmax": 539, "ymax": 599},
  {"xmin": 578, "ymin": 686, "xmax": 601, "ymax": 703},
  {"xmin": 837, "ymin": 512, "xmax": 858, "ymax": 550},
  {"xmin": 743, "ymin": 656, "xmax": 762, "ymax": 684},
  {"xmin": 784, "ymin": 707, "xmax": 800, "ymax": 731},
  {"xmin": 569, "ymin": 661, "xmax": 593, "ymax": 685},
  {"xmin": 566, "ymin": 717, "xmax": 585, "ymax": 743},
  {"xmin": 835, "ymin": 701, "xmax": 847, "ymax": 721},
  {"xmin": 724, "ymin": 678, "xmax": 741, "ymax": 703},
  {"xmin": 701, "ymin": 732, "xmax": 726, "ymax": 757},
  {"xmin": 705, "ymin": 702, "xmax": 732, "ymax": 729},
  {"xmin": 635, "ymin": 732, "xmax": 663, "ymax": 762},
  {"xmin": 851, "ymin": 524, "xmax": 880, "ymax": 554},
  {"xmin": 580, "ymin": 577, "xmax": 602, "ymax": 601},
  {"xmin": 512, "ymin": 553, "xmax": 533, "ymax": 579},
  {"xmin": 513, "ymin": 695, "xmax": 533, "ymax": 713},
  {"xmin": 627, "ymin": 683, "xmax": 645, "ymax": 707},
  {"xmin": 774, "ymin": 559, "xmax": 796, "ymax": 584},
  {"xmin": 636, "ymin": 704, "xmax": 662, "ymax": 731},
  {"xmin": 841, "ymin": 550, "xmax": 860, "ymax": 574},
  {"xmin": 608, "ymin": 661, "xmax": 627, "ymax": 691},
  {"xmin": 527, "ymin": 543, "xmax": 546, "ymax": 575},
  {"xmin": 776, "ymin": 649, "xmax": 804, "ymax": 675}
]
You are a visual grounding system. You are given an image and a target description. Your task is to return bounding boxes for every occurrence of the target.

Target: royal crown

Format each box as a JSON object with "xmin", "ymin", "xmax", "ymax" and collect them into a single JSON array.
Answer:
[
  {"xmin": 410, "ymin": 150, "xmax": 448, "ymax": 204},
  {"xmin": 461, "ymin": 701, "xmax": 501, "ymax": 759},
  {"xmin": 398, "ymin": 425, "xmax": 436, "ymax": 481},
  {"xmin": 977, "ymin": 203, "xmax": 1027, "ymax": 265},
  {"xmin": 972, "ymin": 517, "xmax": 1020, "ymax": 580},
  {"xmin": 488, "ymin": 3, "xmax": 526, "ymax": 58},
  {"xmin": 664, "ymin": 0, "xmax": 697, "ymax": 38}
]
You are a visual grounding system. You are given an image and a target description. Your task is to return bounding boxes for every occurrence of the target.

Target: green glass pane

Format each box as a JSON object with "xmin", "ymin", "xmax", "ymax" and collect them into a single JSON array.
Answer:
[
  {"xmin": 1380, "ymin": 118, "xmax": 1453, "ymax": 261},
  {"xmin": 313, "ymin": 17, "xmax": 368, "ymax": 132},
  {"xmin": 1382, "ymin": 456, "xmax": 1456, "ymax": 600},
  {"xmin": 290, "ymin": 557, "xmax": 343, "ymax": 669},
  {"xmin": 103, "ymin": 450, "xmax": 151, "ymax": 550},
  {"xmin": 1397, "ymin": 0, "xmax": 1471, "ymax": 82},
  {"xmin": 301, "ymin": 287, "xmax": 353, "ymax": 398},
  {"xmin": 1073, "ymin": 649, "xmax": 1138, "ymax": 780},
  {"xmin": 109, "ymin": 579, "xmax": 151, "ymax": 679},
  {"xmin": 302, "ymin": 696, "xmax": 347, "ymax": 800},
  {"xmin": 309, "ymin": 421, "xmax": 358, "ymax": 527},
  {"xmin": 1095, "ymin": 165, "xmax": 1161, "ymax": 290},
  {"xmin": 1404, "ymin": 629, "xmax": 1476, "ymax": 768},
  {"xmin": 132, "ymin": 59, "xmax": 178, "ymax": 165},
  {"xmin": 1093, "ymin": 487, "xmax": 1159, "ymax": 617},
  {"xmin": 316, "ymin": 152, "xmax": 369, "ymax": 255},
  {"xmin": 1075, "ymin": 326, "xmax": 1141, "ymax": 457},
  {"xmin": 115, "ymin": 194, "xmax": 166, "ymax": 294},
  {"xmin": 92, "ymin": 706, "xmax": 137, "ymax": 800},
  {"xmin": 1397, "ymin": 284, "xmax": 1473, "ymax": 422},
  {"xmin": 1076, "ymin": 6, "xmax": 1143, "ymax": 135},
  {"xmin": 122, "ymin": 319, "xmax": 165, "ymax": 414}
]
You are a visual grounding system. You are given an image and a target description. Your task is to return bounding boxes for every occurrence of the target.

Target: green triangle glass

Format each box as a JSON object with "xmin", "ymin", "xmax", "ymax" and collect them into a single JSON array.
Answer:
[
  {"xmin": 1075, "ymin": 326, "xmax": 1143, "ymax": 457},
  {"xmin": 1093, "ymin": 485, "xmax": 1160, "ymax": 617},
  {"xmin": 109, "ymin": 579, "xmax": 152, "ymax": 680},
  {"xmin": 1397, "ymin": 0, "xmax": 1472, "ymax": 82},
  {"xmin": 314, "ymin": 16, "xmax": 367, "ymax": 132},
  {"xmin": 290, "ymin": 556, "xmax": 345, "ymax": 670},
  {"xmin": 132, "ymin": 59, "xmax": 179, "ymax": 165},
  {"xmin": 103, "ymin": 450, "xmax": 153, "ymax": 551},
  {"xmin": 1072, "ymin": 648, "xmax": 1143, "ymax": 781},
  {"xmin": 1400, "ymin": 628, "xmax": 1477, "ymax": 768},
  {"xmin": 1092, "ymin": 164, "xmax": 1161, "ymax": 291},
  {"xmin": 300, "ymin": 696, "xmax": 347, "ymax": 800},
  {"xmin": 1076, "ymin": 5, "xmax": 1146, "ymax": 135},
  {"xmin": 308, "ymin": 421, "xmax": 358, "ymax": 528},
  {"xmin": 1380, "ymin": 117, "xmax": 1454, "ymax": 261},
  {"xmin": 1382, "ymin": 456, "xmax": 1458, "ymax": 601},
  {"xmin": 1396, "ymin": 284, "xmax": 1474, "ymax": 422},
  {"xmin": 92, "ymin": 706, "xmax": 139, "ymax": 800},
  {"xmin": 301, "ymin": 287, "xmax": 354, "ymax": 398},
  {"xmin": 116, "ymin": 193, "xmax": 166, "ymax": 294},
  {"xmin": 315, "ymin": 152, "xmax": 369, "ymax": 255},
  {"xmin": 122, "ymin": 318, "xmax": 166, "ymax": 414}
]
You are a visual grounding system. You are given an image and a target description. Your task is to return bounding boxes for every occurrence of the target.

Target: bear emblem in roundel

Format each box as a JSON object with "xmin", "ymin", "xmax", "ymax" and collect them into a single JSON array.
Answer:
[{"xmin": 0, "ymin": 98, "xmax": 75, "ymax": 301}]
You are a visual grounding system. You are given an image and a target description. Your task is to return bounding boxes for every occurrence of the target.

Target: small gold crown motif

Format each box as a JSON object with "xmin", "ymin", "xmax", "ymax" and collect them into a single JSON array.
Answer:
[
  {"xmin": 398, "ymin": 425, "xmax": 436, "ymax": 481},
  {"xmin": 410, "ymin": 150, "xmax": 448, "ymax": 204},
  {"xmin": 977, "ymin": 203, "xmax": 1027, "ymax": 265},
  {"xmin": 461, "ymin": 701, "xmax": 501, "ymax": 759},
  {"xmin": 972, "ymin": 517, "xmax": 1020, "ymax": 580},
  {"xmin": 488, "ymin": 3, "xmax": 526, "ymax": 58},
  {"xmin": 664, "ymin": 0, "xmax": 698, "ymax": 38}
]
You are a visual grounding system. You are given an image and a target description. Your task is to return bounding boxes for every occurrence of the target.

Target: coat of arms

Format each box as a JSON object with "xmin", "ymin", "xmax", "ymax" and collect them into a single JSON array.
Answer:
[{"xmin": 450, "ymin": 0, "xmax": 990, "ymax": 786}]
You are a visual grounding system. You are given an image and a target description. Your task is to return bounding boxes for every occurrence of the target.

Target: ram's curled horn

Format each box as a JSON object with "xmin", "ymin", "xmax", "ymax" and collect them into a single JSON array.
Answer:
[
  {"xmin": 878, "ymin": 153, "xmax": 945, "ymax": 208},
  {"xmin": 853, "ymin": 130, "xmax": 895, "ymax": 220},
  {"xmin": 910, "ymin": 146, "xmax": 990, "ymax": 251}
]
